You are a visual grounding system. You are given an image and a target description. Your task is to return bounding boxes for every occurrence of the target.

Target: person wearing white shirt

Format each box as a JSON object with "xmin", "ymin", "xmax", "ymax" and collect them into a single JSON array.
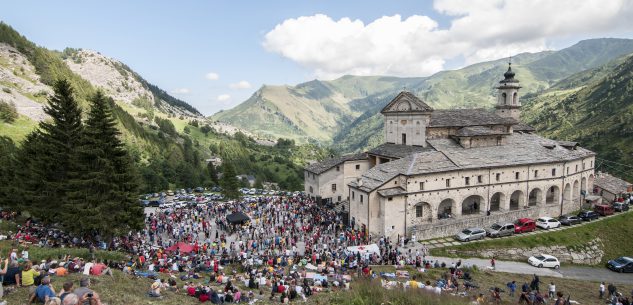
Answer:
[{"xmin": 83, "ymin": 261, "xmax": 94, "ymax": 275}]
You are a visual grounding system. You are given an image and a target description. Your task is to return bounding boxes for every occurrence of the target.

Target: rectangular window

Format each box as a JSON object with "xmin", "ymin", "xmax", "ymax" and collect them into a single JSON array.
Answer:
[
  {"xmin": 575, "ymin": 164, "xmax": 578, "ymax": 172},
  {"xmin": 356, "ymin": 164, "xmax": 360, "ymax": 170},
  {"xmin": 360, "ymin": 195, "xmax": 364, "ymax": 203},
  {"xmin": 515, "ymin": 172, "xmax": 520, "ymax": 180},
  {"xmin": 352, "ymin": 191, "xmax": 355, "ymax": 200},
  {"xmin": 416, "ymin": 205, "xmax": 423, "ymax": 218},
  {"xmin": 446, "ymin": 179, "xmax": 451, "ymax": 187},
  {"xmin": 402, "ymin": 133, "xmax": 407, "ymax": 145},
  {"xmin": 477, "ymin": 175, "xmax": 483, "ymax": 183},
  {"xmin": 419, "ymin": 182, "xmax": 425, "ymax": 191},
  {"xmin": 337, "ymin": 196, "xmax": 341, "ymax": 202},
  {"xmin": 534, "ymin": 170, "xmax": 538, "ymax": 178},
  {"xmin": 388, "ymin": 197, "xmax": 393, "ymax": 201},
  {"xmin": 566, "ymin": 167, "xmax": 569, "ymax": 175},
  {"xmin": 336, "ymin": 166, "xmax": 340, "ymax": 172},
  {"xmin": 331, "ymin": 184, "xmax": 336, "ymax": 192},
  {"xmin": 552, "ymin": 168, "xmax": 556, "ymax": 176},
  {"xmin": 591, "ymin": 161, "xmax": 593, "ymax": 167},
  {"xmin": 496, "ymin": 173, "xmax": 501, "ymax": 182},
  {"xmin": 582, "ymin": 162, "xmax": 585, "ymax": 170},
  {"xmin": 465, "ymin": 177, "xmax": 470, "ymax": 185}
]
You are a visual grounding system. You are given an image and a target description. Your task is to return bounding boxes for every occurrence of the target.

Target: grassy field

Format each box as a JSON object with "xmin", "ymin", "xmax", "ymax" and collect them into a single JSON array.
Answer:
[{"xmin": 431, "ymin": 211, "xmax": 633, "ymax": 264}]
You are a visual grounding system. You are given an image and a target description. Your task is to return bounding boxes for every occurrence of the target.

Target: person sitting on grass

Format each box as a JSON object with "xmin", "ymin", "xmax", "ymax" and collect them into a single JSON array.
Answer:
[
  {"xmin": 149, "ymin": 279, "xmax": 162, "ymax": 298},
  {"xmin": 22, "ymin": 261, "xmax": 40, "ymax": 293},
  {"xmin": 58, "ymin": 281, "xmax": 74, "ymax": 302},
  {"xmin": 73, "ymin": 277, "xmax": 102, "ymax": 305},
  {"xmin": 32, "ymin": 276, "xmax": 56, "ymax": 304},
  {"xmin": 89, "ymin": 260, "xmax": 113, "ymax": 278}
]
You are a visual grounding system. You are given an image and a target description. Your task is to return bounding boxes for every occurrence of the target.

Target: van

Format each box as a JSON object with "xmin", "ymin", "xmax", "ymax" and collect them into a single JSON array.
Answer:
[
  {"xmin": 486, "ymin": 223, "xmax": 515, "ymax": 238},
  {"xmin": 594, "ymin": 204, "xmax": 614, "ymax": 216}
]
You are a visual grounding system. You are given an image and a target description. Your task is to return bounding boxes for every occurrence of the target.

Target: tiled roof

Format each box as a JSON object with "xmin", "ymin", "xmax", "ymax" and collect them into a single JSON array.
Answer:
[
  {"xmin": 513, "ymin": 123, "xmax": 536, "ymax": 132},
  {"xmin": 455, "ymin": 126, "xmax": 508, "ymax": 137},
  {"xmin": 429, "ymin": 109, "xmax": 517, "ymax": 128},
  {"xmin": 377, "ymin": 187, "xmax": 406, "ymax": 197},
  {"xmin": 305, "ymin": 153, "xmax": 368, "ymax": 174},
  {"xmin": 594, "ymin": 173, "xmax": 631, "ymax": 195},
  {"xmin": 350, "ymin": 133, "xmax": 595, "ymax": 192},
  {"xmin": 367, "ymin": 143, "xmax": 432, "ymax": 159}
]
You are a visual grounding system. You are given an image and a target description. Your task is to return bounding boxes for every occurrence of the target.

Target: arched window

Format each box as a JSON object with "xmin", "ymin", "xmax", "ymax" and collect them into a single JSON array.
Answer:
[
  {"xmin": 502, "ymin": 93, "xmax": 507, "ymax": 104},
  {"xmin": 513, "ymin": 92, "xmax": 518, "ymax": 104}
]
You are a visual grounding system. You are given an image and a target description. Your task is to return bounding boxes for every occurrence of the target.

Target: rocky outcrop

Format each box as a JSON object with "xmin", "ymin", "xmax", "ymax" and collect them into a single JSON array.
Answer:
[
  {"xmin": 447, "ymin": 238, "xmax": 604, "ymax": 265},
  {"xmin": 64, "ymin": 49, "xmax": 153, "ymax": 105}
]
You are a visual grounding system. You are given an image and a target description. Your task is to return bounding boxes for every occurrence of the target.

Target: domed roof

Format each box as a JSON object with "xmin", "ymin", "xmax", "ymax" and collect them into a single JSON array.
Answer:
[{"xmin": 500, "ymin": 63, "xmax": 519, "ymax": 83}]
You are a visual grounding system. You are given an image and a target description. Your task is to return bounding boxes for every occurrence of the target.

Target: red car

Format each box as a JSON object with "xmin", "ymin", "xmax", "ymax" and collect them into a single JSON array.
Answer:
[{"xmin": 514, "ymin": 218, "xmax": 536, "ymax": 233}]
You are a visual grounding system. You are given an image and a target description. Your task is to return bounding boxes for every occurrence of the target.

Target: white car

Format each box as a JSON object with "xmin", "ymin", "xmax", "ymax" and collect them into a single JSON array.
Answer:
[
  {"xmin": 528, "ymin": 254, "xmax": 560, "ymax": 269},
  {"xmin": 536, "ymin": 217, "xmax": 561, "ymax": 229}
]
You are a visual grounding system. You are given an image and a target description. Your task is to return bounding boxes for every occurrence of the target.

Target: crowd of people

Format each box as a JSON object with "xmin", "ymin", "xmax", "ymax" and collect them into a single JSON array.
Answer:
[{"xmin": 1, "ymin": 193, "xmax": 631, "ymax": 304}]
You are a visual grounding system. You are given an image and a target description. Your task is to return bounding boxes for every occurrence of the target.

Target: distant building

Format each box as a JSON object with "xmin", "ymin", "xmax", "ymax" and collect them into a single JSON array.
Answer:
[
  {"xmin": 305, "ymin": 64, "xmax": 597, "ymax": 240},
  {"xmin": 206, "ymin": 156, "xmax": 223, "ymax": 167},
  {"xmin": 593, "ymin": 172, "xmax": 632, "ymax": 202}
]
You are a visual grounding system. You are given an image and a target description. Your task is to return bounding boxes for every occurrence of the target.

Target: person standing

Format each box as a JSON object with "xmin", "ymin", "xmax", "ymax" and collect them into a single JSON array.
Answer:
[
  {"xmin": 599, "ymin": 282, "xmax": 605, "ymax": 299},
  {"xmin": 490, "ymin": 257, "xmax": 496, "ymax": 270},
  {"xmin": 548, "ymin": 282, "xmax": 556, "ymax": 299},
  {"xmin": 507, "ymin": 281, "xmax": 516, "ymax": 297}
]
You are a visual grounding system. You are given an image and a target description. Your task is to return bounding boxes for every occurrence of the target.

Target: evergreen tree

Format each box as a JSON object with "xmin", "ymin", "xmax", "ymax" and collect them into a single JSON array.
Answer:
[
  {"xmin": 220, "ymin": 163, "xmax": 240, "ymax": 199},
  {"xmin": 207, "ymin": 162, "xmax": 219, "ymax": 185},
  {"xmin": 0, "ymin": 137, "xmax": 17, "ymax": 208},
  {"xmin": 19, "ymin": 79, "xmax": 84, "ymax": 222},
  {"xmin": 68, "ymin": 91, "xmax": 144, "ymax": 240}
]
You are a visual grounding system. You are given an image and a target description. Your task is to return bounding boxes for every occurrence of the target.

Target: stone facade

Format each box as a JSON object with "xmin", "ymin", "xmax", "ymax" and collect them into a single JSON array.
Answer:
[{"xmin": 307, "ymin": 64, "xmax": 597, "ymax": 240}]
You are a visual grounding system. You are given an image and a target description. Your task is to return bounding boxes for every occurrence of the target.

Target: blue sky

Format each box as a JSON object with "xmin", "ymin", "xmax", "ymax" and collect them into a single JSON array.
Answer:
[{"xmin": 2, "ymin": 0, "xmax": 633, "ymax": 115}]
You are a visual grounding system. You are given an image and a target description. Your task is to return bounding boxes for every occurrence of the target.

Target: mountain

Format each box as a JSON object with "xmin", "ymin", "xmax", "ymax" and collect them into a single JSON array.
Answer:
[
  {"xmin": 522, "ymin": 52, "xmax": 633, "ymax": 182},
  {"xmin": 0, "ymin": 22, "xmax": 325, "ymax": 191},
  {"xmin": 213, "ymin": 38, "xmax": 633, "ymax": 152}
]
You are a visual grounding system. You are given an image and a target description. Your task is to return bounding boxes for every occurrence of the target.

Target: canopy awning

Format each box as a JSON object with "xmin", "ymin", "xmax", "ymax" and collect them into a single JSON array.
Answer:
[{"xmin": 226, "ymin": 212, "xmax": 250, "ymax": 224}]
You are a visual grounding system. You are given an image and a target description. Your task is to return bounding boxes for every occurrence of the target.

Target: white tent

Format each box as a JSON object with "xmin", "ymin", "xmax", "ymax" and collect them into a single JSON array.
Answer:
[{"xmin": 346, "ymin": 244, "xmax": 381, "ymax": 258}]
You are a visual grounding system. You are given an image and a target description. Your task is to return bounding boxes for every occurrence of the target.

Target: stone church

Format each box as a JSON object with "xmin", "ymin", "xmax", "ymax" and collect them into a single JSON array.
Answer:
[{"xmin": 305, "ymin": 64, "xmax": 596, "ymax": 240}]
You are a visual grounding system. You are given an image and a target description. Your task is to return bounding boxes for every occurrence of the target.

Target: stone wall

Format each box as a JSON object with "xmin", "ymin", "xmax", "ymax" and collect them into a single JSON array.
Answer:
[
  {"xmin": 411, "ymin": 208, "xmax": 540, "ymax": 240},
  {"xmin": 446, "ymin": 238, "xmax": 604, "ymax": 265}
]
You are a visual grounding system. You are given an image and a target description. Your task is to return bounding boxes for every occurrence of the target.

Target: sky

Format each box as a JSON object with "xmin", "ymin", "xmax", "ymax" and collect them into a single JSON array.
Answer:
[{"xmin": 2, "ymin": 0, "xmax": 633, "ymax": 115}]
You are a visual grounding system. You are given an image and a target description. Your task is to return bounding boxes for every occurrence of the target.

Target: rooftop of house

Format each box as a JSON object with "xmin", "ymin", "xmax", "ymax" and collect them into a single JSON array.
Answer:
[
  {"xmin": 429, "ymin": 109, "xmax": 518, "ymax": 128},
  {"xmin": 304, "ymin": 152, "xmax": 368, "ymax": 175},
  {"xmin": 594, "ymin": 172, "xmax": 631, "ymax": 195},
  {"xmin": 367, "ymin": 143, "xmax": 433, "ymax": 159},
  {"xmin": 350, "ymin": 132, "xmax": 595, "ymax": 193}
]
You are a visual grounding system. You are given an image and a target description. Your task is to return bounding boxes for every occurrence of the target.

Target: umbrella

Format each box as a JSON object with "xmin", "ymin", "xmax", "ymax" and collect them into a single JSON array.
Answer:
[
  {"xmin": 165, "ymin": 242, "xmax": 194, "ymax": 253},
  {"xmin": 226, "ymin": 212, "xmax": 250, "ymax": 224}
]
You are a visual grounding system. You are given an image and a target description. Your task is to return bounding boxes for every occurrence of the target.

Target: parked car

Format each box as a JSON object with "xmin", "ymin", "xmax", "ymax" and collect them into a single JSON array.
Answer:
[
  {"xmin": 514, "ymin": 218, "xmax": 536, "ymax": 233},
  {"xmin": 558, "ymin": 215, "xmax": 582, "ymax": 226},
  {"xmin": 486, "ymin": 223, "xmax": 515, "ymax": 238},
  {"xmin": 528, "ymin": 254, "xmax": 560, "ymax": 269},
  {"xmin": 166, "ymin": 190, "xmax": 174, "ymax": 196},
  {"xmin": 194, "ymin": 187, "xmax": 205, "ymax": 193},
  {"xmin": 455, "ymin": 227, "xmax": 486, "ymax": 242},
  {"xmin": 613, "ymin": 202, "xmax": 629, "ymax": 212},
  {"xmin": 536, "ymin": 217, "xmax": 561, "ymax": 229},
  {"xmin": 606, "ymin": 257, "xmax": 633, "ymax": 273},
  {"xmin": 578, "ymin": 210, "xmax": 600, "ymax": 221},
  {"xmin": 594, "ymin": 204, "xmax": 614, "ymax": 216}
]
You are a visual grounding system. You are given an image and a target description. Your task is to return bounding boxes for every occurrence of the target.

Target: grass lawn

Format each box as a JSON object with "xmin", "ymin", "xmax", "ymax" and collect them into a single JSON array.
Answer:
[{"xmin": 431, "ymin": 211, "xmax": 633, "ymax": 264}]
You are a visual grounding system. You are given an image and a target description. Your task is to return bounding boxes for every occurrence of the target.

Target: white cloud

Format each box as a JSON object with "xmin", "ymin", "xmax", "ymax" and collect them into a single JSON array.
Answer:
[
  {"xmin": 205, "ymin": 72, "xmax": 220, "ymax": 80},
  {"xmin": 170, "ymin": 88, "xmax": 190, "ymax": 94},
  {"xmin": 217, "ymin": 94, "xmax": 231, "ymax": 102},
  {"xmin": 229, "ymin": 81, "xmax": 252, "ymax": 90},
  {"xmin": 263, "ymin": 0, "xmax": 633, "ymax": 78}
]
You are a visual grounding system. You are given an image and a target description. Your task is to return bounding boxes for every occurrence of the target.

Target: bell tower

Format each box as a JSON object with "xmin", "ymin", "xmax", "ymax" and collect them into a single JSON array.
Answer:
[{"xmin": 495, "ymin": 61, "xmax": 522, "ymax": 121}]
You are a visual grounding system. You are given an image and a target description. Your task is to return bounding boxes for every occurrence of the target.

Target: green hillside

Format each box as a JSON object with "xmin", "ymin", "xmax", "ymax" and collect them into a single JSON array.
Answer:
[
  {"xmin": 215, "ymin": 38, "xmax": 633, "ymax": 151},
  {"xmin": 0, "ymin": 22, "xmax": 325, "ymax": 192},
  {"xmin": 522, "ymin": 53, "xmax": 633, "ymax": 182}
]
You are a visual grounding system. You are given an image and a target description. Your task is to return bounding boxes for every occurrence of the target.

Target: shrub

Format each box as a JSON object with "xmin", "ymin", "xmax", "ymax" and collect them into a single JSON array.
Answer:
[{"xmin": 0, "ymin": 99, "xmax": 18, "ymax": 123}]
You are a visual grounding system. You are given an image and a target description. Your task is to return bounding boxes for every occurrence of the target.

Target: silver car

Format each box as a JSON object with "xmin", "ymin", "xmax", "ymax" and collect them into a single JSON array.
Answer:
[
  {"xmin": 486, "ymin": 223, "xmax": 515, "ymax": 238},
  {"xmin": 455, "ymin": 227, "xmax": 486, "ymax": 242}
]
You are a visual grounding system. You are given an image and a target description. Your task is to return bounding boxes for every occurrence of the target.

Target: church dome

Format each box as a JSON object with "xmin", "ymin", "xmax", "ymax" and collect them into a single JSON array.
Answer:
[{"xmin": 500, "ymin": 63, "xmax": 519, "ymax": 83}]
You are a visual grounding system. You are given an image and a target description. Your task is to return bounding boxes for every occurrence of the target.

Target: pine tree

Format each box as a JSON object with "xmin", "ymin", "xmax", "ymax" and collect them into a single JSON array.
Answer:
[
  {"xmin": 220, "ymin": 163, "xmax": 240, "ymax": 199},
  {"xmin": 207, "ymin": 162, "xmax": 219, "ymax": 185},
  {"xmin": 0, "ymin": 137, "xmax": 17, "ymax": 209},
  {"xmin": 68, "ymin": 91, "xmax": 144, "ymax": 240},
  {"xmin": 19, "ymin": 79, "xmax": 84, "ymax": 222}
]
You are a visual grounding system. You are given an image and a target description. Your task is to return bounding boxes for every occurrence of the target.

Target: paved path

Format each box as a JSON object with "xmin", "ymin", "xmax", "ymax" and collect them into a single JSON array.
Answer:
[{"xmin": 424, "ymin": 256, "xmax": 633, "ymax": 285}]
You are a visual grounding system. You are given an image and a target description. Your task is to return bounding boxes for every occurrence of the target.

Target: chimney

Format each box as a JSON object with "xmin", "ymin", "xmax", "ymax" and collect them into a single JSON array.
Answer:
[{"xmin": 357, "ymin": 178, "xmax": 363, "ymax": 187}]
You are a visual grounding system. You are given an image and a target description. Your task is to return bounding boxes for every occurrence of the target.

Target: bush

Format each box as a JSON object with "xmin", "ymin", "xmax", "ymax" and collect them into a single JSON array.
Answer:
[{"xmin": 0, "ymin": 100, "xmax": 18, "ymax": 123}]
